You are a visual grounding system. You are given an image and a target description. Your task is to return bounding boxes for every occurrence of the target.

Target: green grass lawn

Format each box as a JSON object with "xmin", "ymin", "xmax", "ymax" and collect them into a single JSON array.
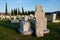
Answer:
[{"xmin": 0, "ymin": 20, "xmax": 60, "ymax": 40}]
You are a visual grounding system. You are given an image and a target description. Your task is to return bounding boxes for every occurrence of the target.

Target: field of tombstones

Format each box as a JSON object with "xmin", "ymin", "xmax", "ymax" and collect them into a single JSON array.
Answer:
[
  {"xmin": 0, "ymin": 4, "xmax": 60, "ymax": 40},
  {"xmin": 0, "ymin": 15, "xmax": 60, "ymax": 40}
]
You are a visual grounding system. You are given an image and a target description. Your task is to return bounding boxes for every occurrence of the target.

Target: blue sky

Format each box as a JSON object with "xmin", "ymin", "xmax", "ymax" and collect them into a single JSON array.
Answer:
[{"xmin": 0, "ymin": 0, "xmax": 60, "ymax": 12}]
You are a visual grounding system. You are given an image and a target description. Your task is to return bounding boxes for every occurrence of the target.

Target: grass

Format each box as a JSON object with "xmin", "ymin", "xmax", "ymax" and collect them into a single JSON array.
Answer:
[{"xmin": 0, "ymin": 20, "xmax": 60, "ymax": 40}]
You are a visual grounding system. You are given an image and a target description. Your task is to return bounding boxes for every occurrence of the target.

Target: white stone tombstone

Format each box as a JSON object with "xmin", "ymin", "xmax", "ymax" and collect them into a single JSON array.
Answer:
[
  {"xmin": 11, "ymin": 19, "xmax": 19, "ymax": 23},
  {"xmin": 35, "ymin": 5, "xmax": 49, "ymax": 37},
  {"xmin": 50, "ymin": 13, "xmax": 56, "ymax": 22},
  {"xmin": 1, "ymin": 15, "xmax": 5, "ymax": 20},
  {"xmin": 18, "ymin": 15, "xmax": 22, "ymax": 20},
  {"xmin": 19, "ymin": 15, "xmax": 32, "ymax": 35},
  {"xmin": 29, "ymin": 14, "xmax": 35, "ymax": 19},
  {"xmin": 24, "ymin": 15, "xmax": 29, "ymax": 21},
  {"xmin": 21, "ymin": 15, "xmax": 25, "ymax": 18},
  {"xmin": 21, "ymin": 15, "xmax": 25, "ymax": 20},
  {"xmin": 14, "ymin": 16, "xmax": 16, "ymax": 20},
  {"xmin": 50, "ymin": 13, "xmax": 60, "ymax": 23},
  {"xmin": 11, "ymin": 16, "xmax": 19, "ymax": 23},
  {"xmin": 5, "ymin": 16, "xmax": 11, "ymax": 20}
]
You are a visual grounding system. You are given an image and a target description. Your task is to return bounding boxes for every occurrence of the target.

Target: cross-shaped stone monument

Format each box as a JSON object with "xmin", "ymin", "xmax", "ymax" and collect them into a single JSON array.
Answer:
[{"xmin": 35, "ymin": 5, "xmax": 49, "ymax": 37}]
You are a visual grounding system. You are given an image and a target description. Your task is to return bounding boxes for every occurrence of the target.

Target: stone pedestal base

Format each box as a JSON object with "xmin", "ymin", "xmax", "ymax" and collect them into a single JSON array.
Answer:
[
  {"xmin": 43, "ymin": 29, "xmax": 50, "ymax": 34},
  {"xmin": 36, "ymin": 30, "xmax": 44, "ymax": 37},
  {"xmin": 19, "ymin": 20, "xmax": 33, "ymax": 35},
  {"xmin": 52, "ymin": 20, "xmax": 60, "ymax": 23},
  {"xmin": 19, "ymin": 28, "xmax": 32, "ymax": 35}
]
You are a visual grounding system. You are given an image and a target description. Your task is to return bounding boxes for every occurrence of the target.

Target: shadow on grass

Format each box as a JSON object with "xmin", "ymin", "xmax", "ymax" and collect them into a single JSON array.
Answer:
[{"xmin": 0, "ymin": 20, "xmax": 20, "ymax": 33}]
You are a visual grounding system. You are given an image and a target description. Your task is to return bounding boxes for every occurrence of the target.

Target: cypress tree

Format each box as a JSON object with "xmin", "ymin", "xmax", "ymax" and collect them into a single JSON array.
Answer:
[
  {"xmin": 11, "ymin": 9, "xmax": 14, "ymax": 16},
  {"xmin": 22, "ymin": 7, "xmax": 24, "ymax": 15},
  {"xmin": 18, "ymin": 8, "xmax": 21, "ymax": 15},
  {"xmin": 5, "ymin": 2, "xmax": 8, "ymax": 15}
]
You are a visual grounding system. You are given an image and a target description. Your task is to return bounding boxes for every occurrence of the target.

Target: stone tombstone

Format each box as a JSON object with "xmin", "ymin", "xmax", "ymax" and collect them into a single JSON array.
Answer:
[
  {"xmin": 50, "ymin": 13, "xmax": 56, "ymax": 22},
  {"xmin": 24, "ymin": 15, "xmax": 29, "ymax": 21},
  {"xmin": 35, "ymin": 5, "xmax": 49, "ymax": 37},
  {"xmin": 29, "ymin": 14, "xmax": 35, "ymax": 19},
  {"xmin": 14, "ymin": 16, "xmax": 16, "ymax": 20},
  {"xmin": 5, "ymin": 16, "xmax": 11, "ymax": 20},
  {"xmin": 18, "ymin": 15, "xmax": 22, "ymax": 20},
  {"xmin": 19, "ymin": 15, "xmax": 32, "ymax": 35},
  {"xmin": 21, "ymin": 15, "xmax": 25, "ymax": 20},
  {"xmin": 50, "ymin": 13, "xmax": 60, "ymax": 23},
  {"xmin": 11, "ymin": 16, "xmax": 19, "ymax": 23}
]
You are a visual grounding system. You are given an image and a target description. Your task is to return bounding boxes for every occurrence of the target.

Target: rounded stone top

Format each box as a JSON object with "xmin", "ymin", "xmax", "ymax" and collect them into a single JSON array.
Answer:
[{"xmin": 35, "ymin": 5, "xmax": 43, "ymax": 12}]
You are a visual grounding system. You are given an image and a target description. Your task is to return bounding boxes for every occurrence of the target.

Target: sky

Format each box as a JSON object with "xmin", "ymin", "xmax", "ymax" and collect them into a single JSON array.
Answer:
[{"xmin": 0, "ymin": 0, "xmax": 60, "ymax": 13}]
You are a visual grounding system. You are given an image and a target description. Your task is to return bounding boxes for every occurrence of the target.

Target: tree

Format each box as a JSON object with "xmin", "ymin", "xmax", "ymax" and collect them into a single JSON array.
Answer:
[
  {"xmin": 24, "ymin": 11, "xmax": 28, "ymax": 15},
  {"xmin": 18, "ymin": 8, "xmax": 21, "ymax": 15},
  {"xmin": 5, "ymin": 2, "xmax": 8, "ymax": 15},
  {"xmin": 28, "ymin": 10, "xmax": 30, "ymax": 15},
  {"xmin": 11, "ymin": 9, "xmax": 14, "ymax": 16},
  {"xmin": 22, "ymin": 7, "xmax": 24, "ymax": 15},
  {"xmin": 13, "ymin": 8, "xmax": 17, "ymax": 15},
  {"xmin": 30, "ymin": 10, "xmax": 35, "ymax": 15}
]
